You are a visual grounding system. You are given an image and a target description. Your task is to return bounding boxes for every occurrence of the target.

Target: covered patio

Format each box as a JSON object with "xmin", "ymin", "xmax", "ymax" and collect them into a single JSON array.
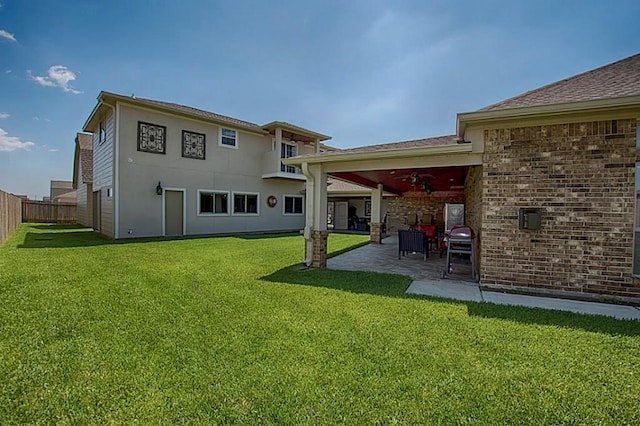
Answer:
[
  {"xmin": 328, "ymin": 233, "xmax": 476, "ymax": 283},
  {"xmin": 283, "ymin": 135, "xmax": 484, "ymax": 270}
]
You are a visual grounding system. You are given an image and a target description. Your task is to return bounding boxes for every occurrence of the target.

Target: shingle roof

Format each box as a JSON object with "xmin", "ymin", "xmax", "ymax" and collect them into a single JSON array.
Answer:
[
  {"xmin": 299, "ymin": 135, "xmax": 458, "ymax": 157},
  {"xmin": 76, "ymin": 133, "xmax": 93, "ymax": 184},
  {"xmin": 327, "ymin": 178, "xmax": 372, "ymax": 192},
  {"xmin": 481, "ymin": 53, "xmax": 640, "ymax": 111},
  {"xmin": 135, "ymin": 96, "xmax": 264, "ymax": 131}
]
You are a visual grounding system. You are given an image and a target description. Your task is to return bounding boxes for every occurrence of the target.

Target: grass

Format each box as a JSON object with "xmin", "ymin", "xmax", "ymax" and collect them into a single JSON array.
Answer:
[{"xmin": 1, "ymin": 224, "xmax": 639, "ymax": 424}]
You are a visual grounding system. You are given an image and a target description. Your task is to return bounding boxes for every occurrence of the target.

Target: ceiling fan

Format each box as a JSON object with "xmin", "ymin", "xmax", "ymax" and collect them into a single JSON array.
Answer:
[{"xmin": 390, "ymin": 170, "xmax": 436, "ymax": 193}]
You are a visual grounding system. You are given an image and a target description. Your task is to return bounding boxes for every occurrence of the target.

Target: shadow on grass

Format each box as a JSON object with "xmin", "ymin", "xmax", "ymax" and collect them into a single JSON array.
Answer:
[
  {"xmin": 233, "ymin": 232, "xmax": 301, "ymax": 240},
  {"xmin": 14, "ymin": 224, "xmax": 307, "ymax": 249},
  {"xmin": 17, "ymin": 231, "xmax": 115, "ymax": 248},
  {"xmin": 26, "ymin": 224, "xmax": 89, "ymax": 231},
  {"xmin": 262, "ymin": 265, "xmax": 411, "ymax": 297},
  {"xmin": 263, "ymin": 265, "xmax": 640, "ymax": 336},
  {"xmin": 464, "ymin": 302, "xmax": 640, "ymax": 336}
]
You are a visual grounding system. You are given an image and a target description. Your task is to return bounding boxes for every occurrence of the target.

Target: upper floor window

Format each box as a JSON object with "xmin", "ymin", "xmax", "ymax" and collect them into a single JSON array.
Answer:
[
  {"xmin": 284, "ymin": 195, "xmax": 303, "ymax": 215},
  {"xmin": 182, "ymin": 130, "xmax": 206, "ymax": 160},
  {"xmin": 138, "ymin": 121, "xmax": 166, "ymax": 155},
  {"xmin": 220, "ymin": 127, "xmax": 238, "ymax": 148},
  {"xmin": 99, "ymin": 120, "xmax": 106, "ymax": 144},
  {"xmin": 281, "ymin": 142, "xmax": 297, "ymax": 173},
  {"xmin": 198, "ymin": 190, "xmax": 228, "ymax": 215},
  {"xmin": 233, "ymin": 192, "xmax": 259, "ymax": 215}
]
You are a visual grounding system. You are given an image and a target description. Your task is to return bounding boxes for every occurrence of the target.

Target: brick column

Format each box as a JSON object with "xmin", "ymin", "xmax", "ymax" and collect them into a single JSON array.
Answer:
[
  {"xmin": 369, "ymin": 222, "xmax": 382, "ymax": 244},
  {"xmin": 310, "ymin": 230, "xmax": 329, "ymax": 268}
]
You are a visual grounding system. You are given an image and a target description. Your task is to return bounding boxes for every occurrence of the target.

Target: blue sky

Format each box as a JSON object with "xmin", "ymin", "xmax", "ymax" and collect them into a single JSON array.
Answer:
[{"xmin": 0, "ymin": 1, "xmax": 639, "ymax": 199}]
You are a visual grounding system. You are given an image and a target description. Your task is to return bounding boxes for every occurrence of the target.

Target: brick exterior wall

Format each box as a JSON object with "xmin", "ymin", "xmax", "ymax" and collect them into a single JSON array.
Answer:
[
  {"xmin": 465, "ymin": 165, "xmax": 483, "ymax": 269},
  {"xmin": 370, "ymin": 222, "xmax": 382, "ymax": 243},
  {"xmin": 310, "ymin": 230, "xmax": 329, "ymax": 268},
  {"xmin": 385, "ymin": 192, "xmax": 465, "ymax": 231},
  {"xmin": 481, "ymin": 119, "xmax": 640, "ymax": 302}
]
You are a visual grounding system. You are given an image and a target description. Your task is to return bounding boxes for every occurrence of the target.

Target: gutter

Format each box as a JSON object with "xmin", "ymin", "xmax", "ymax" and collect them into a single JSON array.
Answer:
[
  {"xmin": 457, "ymin": 94, "xmax": 640, "ymax": 136},
  {"xmin": 283, "ymin": 143, "xmax": 473, "ymax": 166}
]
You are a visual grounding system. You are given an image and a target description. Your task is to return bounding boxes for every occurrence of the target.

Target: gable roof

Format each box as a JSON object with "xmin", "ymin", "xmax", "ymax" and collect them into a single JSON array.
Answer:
[
  {"xmin": 84, "ymin": 92, "xmax": 330, "ymax": 143},
  {"xmin": 327, "ymin": 177, "xmax": 372, "ymax": 192},
  {"xmin": 294, "ymin": 135, "xmax": 459, "ymax": 159},
  {"xmin": 73, "ymin": 132, "xmax": 93, "ymax": 188},
  {"xmin": 481, "ymin": 53, "xmax": 640, "ymax": 111},
  {"xmin": 136, "ymin": 96, "xmax": 265, "ymax": 131}
]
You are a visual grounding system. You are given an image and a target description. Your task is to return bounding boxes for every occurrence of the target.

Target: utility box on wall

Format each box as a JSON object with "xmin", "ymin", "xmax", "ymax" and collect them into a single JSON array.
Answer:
[{"xmin": 519, "ymin": 208, "xmax": 542, "ymax": 230}]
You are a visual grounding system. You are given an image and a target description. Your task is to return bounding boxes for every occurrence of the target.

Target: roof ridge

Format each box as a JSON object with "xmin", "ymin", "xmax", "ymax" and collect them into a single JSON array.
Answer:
[
  {"xmin": 135, "ymin": 96, "xmax": 263, "ymax": 129},
  {"xmin": 346, "ymin": 134, "xmax": 457, "ymax": 150}
]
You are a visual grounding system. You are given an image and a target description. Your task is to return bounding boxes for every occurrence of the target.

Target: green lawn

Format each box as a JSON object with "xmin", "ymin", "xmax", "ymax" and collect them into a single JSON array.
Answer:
[{"xmin": 1, "ymin": 224, "xmax": 639, "ymax": 424}]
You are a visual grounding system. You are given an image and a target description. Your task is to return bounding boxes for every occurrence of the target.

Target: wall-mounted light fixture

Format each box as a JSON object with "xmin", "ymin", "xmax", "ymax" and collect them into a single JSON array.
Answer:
[{"xmin": 156, "ymin": 181, "xmax": 163, "ymax": 196}]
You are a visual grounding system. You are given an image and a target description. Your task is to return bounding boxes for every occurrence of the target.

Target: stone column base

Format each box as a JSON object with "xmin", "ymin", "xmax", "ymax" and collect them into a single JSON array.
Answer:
[
  {"xmin": 310, "ymin": 230, "xmax": 329, "ymax": 268},
  {"xmin": 369, "ymin": 222, "xmax": 382, "ymax": 244}
]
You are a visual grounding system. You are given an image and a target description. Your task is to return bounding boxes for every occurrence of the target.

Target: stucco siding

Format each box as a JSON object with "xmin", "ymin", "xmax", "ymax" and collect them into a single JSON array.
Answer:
[{"xmin": 115, "ymin": 103, "xmax": 307, "ymax": 238}]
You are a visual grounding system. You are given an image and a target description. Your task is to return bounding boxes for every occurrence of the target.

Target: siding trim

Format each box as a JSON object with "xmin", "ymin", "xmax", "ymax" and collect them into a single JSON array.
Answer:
[{"xmin": 114, "ymin": 102, "xmax": 120, "ymax": 239}]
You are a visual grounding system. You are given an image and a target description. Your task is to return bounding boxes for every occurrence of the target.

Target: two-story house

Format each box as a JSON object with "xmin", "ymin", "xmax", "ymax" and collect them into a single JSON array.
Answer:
[{"xmin": 82, "ymin": 91, "xmax": 331, "ymax": 239}]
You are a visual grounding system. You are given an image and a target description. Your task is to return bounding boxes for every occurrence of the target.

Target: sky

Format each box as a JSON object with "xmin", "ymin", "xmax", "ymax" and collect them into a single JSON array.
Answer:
[{"xmin": 0, "ymin": 1, "xmax": 639, "ymax": 200}]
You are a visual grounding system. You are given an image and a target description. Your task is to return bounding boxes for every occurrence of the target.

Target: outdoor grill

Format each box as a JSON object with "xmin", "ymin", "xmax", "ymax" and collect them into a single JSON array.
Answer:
[{"xmin": 442, "ymin": 225, "xmax": 478, "ymax": 282}]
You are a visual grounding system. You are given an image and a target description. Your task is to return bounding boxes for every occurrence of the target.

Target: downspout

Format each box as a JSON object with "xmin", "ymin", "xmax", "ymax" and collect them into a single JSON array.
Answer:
[
  {"xmin": 114, "ymin": 102, "xmax": 120, "ymax": 239},
  {"xmin": 301, "ymin": 161, "xmax": 314, "ymax": 266}
]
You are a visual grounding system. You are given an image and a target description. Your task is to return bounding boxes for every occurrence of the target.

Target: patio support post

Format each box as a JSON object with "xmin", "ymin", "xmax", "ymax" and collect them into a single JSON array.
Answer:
[
  {"xmin": 302, "ymin": 162, "xmax": 329, "ymax": 268},
  {"xmin": 314, "ymin": 137, "xmax": 321, "ymax": 154},
  {"xmin": 275, "ymin": 127, "xmax": 283, "ymax": 171},
  {"xmin": 369, "ymin": 183, "xmax": 383, "ymax": 244}
]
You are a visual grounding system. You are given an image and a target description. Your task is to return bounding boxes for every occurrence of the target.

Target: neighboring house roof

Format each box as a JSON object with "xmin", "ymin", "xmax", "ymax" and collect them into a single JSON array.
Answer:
[
  {"xmin": 480, "ymin": 53, "xmax": 640, "ymax": 111},
  {"xmin": 51, "ymin": 180, "xmax": 73, "ymax": 191},
  {"xmin": 54, "ymin": 190, "xmax": 77, "ymax": 204},
  {"xmin": 50, "ymin": 180, "xmax": 74, "ymax": 202},
  {"xmin": 73, "ymin": 133, "xmax": 93, "ymax": 189}
]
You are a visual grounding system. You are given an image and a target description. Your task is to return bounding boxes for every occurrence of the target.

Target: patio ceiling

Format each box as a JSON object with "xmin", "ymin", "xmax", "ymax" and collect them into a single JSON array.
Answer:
[{"xmin": 331, "ymin": 165, "xmax": 469, "ymax": 195}]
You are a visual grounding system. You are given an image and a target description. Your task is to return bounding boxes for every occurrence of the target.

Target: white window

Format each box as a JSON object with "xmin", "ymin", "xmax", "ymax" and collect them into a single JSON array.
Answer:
[
  {"xmin": 198, "ymin": 190, "xmax": 229, "ymax": 216},
  {"xmin": 281, "ymin": 142, "xmax": 298, "ymax": 173},
  {"xmin": 284, "ymin": 195, "xmax": 304, "ymax": 215},
  {"xmin": 99, "ymin": 120, "xmax": 106, "ymax": 144},
  {"xmin": 233, "ymin": 192, "xmax": 259, "ymax": 215},
  {"xmin": 220, "ymin": 127, "xmax": 238, "ymax": 148}
]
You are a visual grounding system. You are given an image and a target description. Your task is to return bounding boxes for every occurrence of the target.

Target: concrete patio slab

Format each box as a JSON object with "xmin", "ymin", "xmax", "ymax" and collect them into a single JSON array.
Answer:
[
  {"xmin": 482, "ymin": 291, "xmax": 640, "ymax": 320},
  {"xmin": 328, "ymin": 233, "xmax": 640, "ymax": 321}
]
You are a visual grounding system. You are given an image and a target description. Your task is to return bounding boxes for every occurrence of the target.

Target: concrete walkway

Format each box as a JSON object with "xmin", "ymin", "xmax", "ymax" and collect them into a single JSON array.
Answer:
[{"xmin": 328, "ymin": 234, "xmax": 640, "ymax": 321}]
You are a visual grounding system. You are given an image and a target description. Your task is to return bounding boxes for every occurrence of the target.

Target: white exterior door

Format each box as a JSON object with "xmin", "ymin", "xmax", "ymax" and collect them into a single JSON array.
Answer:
[
  {"xmin": 334, "ymin": 201, "xmax": 348, "ymax": 230},
  {"xmin": 164, "ymin": 190, "xmax": 185, "ymax": 236}
]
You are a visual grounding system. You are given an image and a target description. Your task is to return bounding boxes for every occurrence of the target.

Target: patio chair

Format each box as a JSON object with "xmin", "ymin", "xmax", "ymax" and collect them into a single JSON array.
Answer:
[
  {"xmin": 418, "ymin": 224, "xmax": 438, "ymax": 252},
  {"xmin": 398, "ymin": 230, "xmax": 428, "ymax": 261}
]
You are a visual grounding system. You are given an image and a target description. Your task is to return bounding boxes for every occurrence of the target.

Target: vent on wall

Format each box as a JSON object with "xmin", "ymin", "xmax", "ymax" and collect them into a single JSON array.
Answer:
[{"xmin": 519, "ymin": 208, "xmax": 542, "ymax": 231}]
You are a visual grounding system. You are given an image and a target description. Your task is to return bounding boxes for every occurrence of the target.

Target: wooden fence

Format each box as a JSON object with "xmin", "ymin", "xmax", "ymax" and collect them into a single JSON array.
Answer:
[
  {"xmin": 0, "ymin": 189, "xmax": 22, "ymax": 245},
  {"xmin": 22, "ymin": 200, "xmax": 77, "ymax": 224}
]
